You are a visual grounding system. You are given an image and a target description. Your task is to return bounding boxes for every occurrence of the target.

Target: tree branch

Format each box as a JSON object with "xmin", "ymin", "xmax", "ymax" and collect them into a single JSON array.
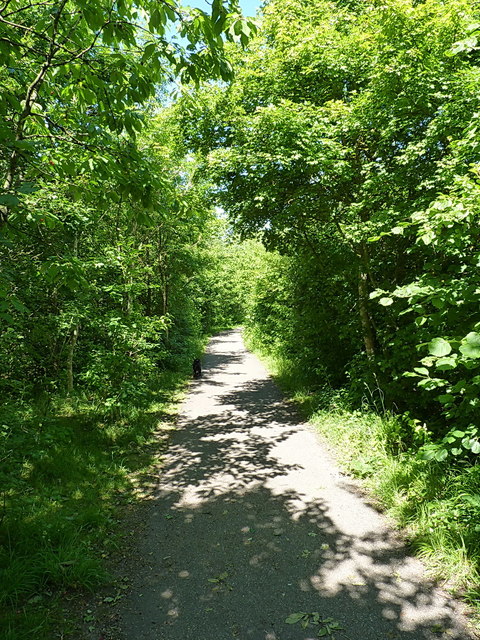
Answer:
[
  {"xmin": 3, "ymin": 1, "xmax": 54, "ymax": 18},
  {"xmin": 0, "ymin": 1, "xmax": 68, "ymax": 226},
  {"xmin": 0, "ymin": 0, "xmax": 13, "ymax": 16}
]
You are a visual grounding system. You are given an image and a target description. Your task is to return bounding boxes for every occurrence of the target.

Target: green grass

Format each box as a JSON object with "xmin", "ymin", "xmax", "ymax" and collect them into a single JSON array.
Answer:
[
  {"xmin": 309, "ymin": 408, "xmax": 480, "ymax": 597},
  {"xmin": 0, "ymin": 368, "xmax": 190, "ymax": 640},
  {"xmin": 245, "ymin": 338, "xmax": 480, "ymax": 619}
]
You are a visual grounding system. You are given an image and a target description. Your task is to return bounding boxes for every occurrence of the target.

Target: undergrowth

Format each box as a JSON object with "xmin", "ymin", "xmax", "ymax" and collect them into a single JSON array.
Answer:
[
  {"xmin": 244, "ymin": 333, "xmax": 480, "ymax": 616},
  {"xmin": 0, "ymin": 368, "xmax": 189, "ymax": 640}
]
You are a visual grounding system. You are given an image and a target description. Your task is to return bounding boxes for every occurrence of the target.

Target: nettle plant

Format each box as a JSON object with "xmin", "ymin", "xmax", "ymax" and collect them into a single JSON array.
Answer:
[
  {"xmin": 285, "ymin": 611, "xmax": 344, "ymax": 639},
  {"xmin": 371, "ymin": 186, "xmax": 480, "ymax": 462},
  {"xmin": 409, "ymin": 330, "xmax": 480, "ymax": 462}
]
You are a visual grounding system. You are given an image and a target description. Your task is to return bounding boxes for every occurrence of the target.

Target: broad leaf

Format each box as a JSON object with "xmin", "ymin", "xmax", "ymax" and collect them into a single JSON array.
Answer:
[
  {"xmin": 379, "ymin": 297, "xmax": 393, "ymax": 306},
  {"xmin": 428, "ymin": 338, "xmax": 452, "ymax": 357},
  {"xmin": 436, "ymin": 356, "xmax": 457, "ymax": 371},
  {"xmin": 471, "ymin": 440, "xmax": 480, "ymax": 454},
  {"xmin": 285, "ymin": 613, "xmax": 305, "ymax": 624},
  {"xmin": 460, "ymin": 332, "xmax": 480, "ymax": 359}
]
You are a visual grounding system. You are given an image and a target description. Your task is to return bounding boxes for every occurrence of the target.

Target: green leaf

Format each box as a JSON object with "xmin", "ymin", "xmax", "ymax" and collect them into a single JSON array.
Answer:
[
  {"xmin": 83, "ymin": 7, "xmax": 104, "ymax": 30},
  {"xmin": 471, "ymin": 440, "xmax": 480, "ymax": 454},
  {"xmin": 18, "ymin": 182, "xmax": 38, "ymax": 194},
  {"xmin": 465, "ymin": 494, "xmax": 480, "ymax": 507},
  {"xmin": 414, "ymin": 367, "xmax": 429, "ymax": 376},
  {"xmin": 285, "ymin": 613, "xmax": 305, "ymax": 624},
  {"xmin": 428, "ymin": 337, "xmax": 452, "ymax": 357},
  {"xmin": 434, "ymin": 448, "xmax": 449, "ymax": 462},
  {"xmin": 436, "ymin": 356, "xmax": 457, "ymax": 371},
  {"xmin": 419, "ymin": 446, "xmax": 436, "ymax": 461},
  {"xmin": 418, "ymin": 377, "xmax": 447, "ymax": 390},
  {"xmin": 0, "ymin": 194, "xmax": 19, "ymax": 206},
  {"xmin": 459, "ymin": 332, "xmax": 480, "ymax": 359},
  {"xmin": 437, "ymin": 394, "xmax": 454, "ymax": 405},
  {"xmin": 143, "ymin": 42, "xmax": 156, "ymax": 59},
  {"xmin": 449, "ymin": 35, "xmax": 478, "ymax": 56},
  {"xmin": 379, "ymin": 297, "xmax": 393, "ymax": 306},
  {"xmin": 10, "ymin": 298, "xmax": 29, "ymax": 313},
  {"xmin": 431, "ymin": 297, "xmax": 445, "ymax": 309}
]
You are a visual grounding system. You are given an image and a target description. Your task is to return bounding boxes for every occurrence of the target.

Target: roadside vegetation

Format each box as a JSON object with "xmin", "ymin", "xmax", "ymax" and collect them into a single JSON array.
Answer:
[
  {"xmin": 3, "ymin": 0, "xmax": 480, "ymax": 635},
  {"xmin": 177, "ymin": 0, "xmax": 480, "ymax": 619},
  {"xmin": 0, "ymin": 1, "xmax": 255, "ymax": 637},
  {"xmin": 248, "ymin": 334, "xmax": 480, "ymax": 606},
  {"xmin": 247, "ymin": 335, "xmax": 480, "ymax": 604},
  {"xmin": 1, "ymin": 371, "xmax": 188, "ymax": 639}
]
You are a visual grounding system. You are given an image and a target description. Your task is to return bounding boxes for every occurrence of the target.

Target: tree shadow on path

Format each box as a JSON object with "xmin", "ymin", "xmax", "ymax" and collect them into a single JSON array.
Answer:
[{"xmin": 120, "ymin": 331, "xmax": 475, "ymax": 640}]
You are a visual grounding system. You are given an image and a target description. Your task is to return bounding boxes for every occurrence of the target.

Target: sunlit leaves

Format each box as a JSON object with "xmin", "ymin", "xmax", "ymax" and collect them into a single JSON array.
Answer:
[
  {"xmin": 428, "ymin": 338, "xmax": 452, "ymax": 358},
  {"xmin": 448, "ymin": 23, "xmax": 480, "ymax": 56},
  {"xmin": 459, "ymin": 332, "xmax": 480, "ymax": 359},
  {"xmin": 0, "ymin": 0, "xmax": 256, "ymax": 227},
  {"xmin": 379, "ymin": 297, "xmax": 393, "ymax": 306},
  {"xmin": 177, "ymin": 0, "xmax": 480, "ymax": 463}
]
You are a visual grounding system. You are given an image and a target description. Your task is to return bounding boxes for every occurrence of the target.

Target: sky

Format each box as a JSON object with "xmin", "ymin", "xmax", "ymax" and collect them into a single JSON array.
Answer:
[
  {"xmin": 169, "ymin": 0, "xmax": 262, "ymax": 46},
  {"xmin": 190, "ymin": 0, "xmax": 263, "ymax": 17},
  {"xmin": 238, "ymin": 0, "xmax": 262, "ymax": 17}
]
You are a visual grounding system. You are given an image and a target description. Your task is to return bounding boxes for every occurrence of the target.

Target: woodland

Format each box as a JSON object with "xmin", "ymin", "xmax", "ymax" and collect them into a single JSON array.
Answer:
[{"xmin": 1, "ymin": 0, "xmax": 480, "ymax": 637}]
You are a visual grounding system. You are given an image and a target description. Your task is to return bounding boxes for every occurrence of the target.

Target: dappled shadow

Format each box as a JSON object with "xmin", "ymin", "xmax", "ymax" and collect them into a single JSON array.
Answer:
[{"xmin": 119, "ymin": 330, "xmax": 474, "ymax": 640}]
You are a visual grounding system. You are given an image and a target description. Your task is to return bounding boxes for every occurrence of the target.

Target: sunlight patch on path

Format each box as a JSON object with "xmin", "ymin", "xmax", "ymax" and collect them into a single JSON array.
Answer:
[{"xmin": 118, "ymin": 330, "xmax": 476, "ymax": 640}]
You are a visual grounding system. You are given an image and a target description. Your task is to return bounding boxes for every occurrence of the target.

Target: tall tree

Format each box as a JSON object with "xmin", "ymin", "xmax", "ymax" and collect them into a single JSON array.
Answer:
[
  {"xmin": 178, "ymin": 0, "xmax": 480, "ymax": 439},
  {"xmin": 0, "ymin": 0, "xmax": 255, "ymax": 226}
]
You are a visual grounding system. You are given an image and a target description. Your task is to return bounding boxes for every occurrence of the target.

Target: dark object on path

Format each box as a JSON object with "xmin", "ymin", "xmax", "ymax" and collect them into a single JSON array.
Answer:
[{"xmin": 193, "ymin": 358, "xmax": 202, "ymax": 378}]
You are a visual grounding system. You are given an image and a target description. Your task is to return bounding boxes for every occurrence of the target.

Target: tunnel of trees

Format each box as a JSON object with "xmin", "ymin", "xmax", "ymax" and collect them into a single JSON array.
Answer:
[{"xmin": 2, "ymin": 0, "xmax": 480, "ymax": 636}]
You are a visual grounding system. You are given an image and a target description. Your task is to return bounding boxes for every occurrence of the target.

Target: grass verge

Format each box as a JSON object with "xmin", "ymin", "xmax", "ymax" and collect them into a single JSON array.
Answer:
[
  {"xmin": 0, "ymin": 368, "xmax": 190, "ymax": 640},
  {"xmin": 244, "ymin": 332, "xmax": 480, "ymax": 620}
]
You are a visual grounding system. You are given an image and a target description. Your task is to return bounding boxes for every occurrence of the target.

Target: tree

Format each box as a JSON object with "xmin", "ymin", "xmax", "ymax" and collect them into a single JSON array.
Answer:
[
  {"xmin": 178, "ymin": 0, "xmax": 480, "ymax": 431},
  {"xmin": 0, "ymin": 0, "xmax": 255, "ymax": 227}
]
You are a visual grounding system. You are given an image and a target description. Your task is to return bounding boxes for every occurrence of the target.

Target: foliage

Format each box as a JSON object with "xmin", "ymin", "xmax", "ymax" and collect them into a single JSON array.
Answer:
[
  {"xmin": 285, "ymin": 611, "xmax": 344, "ymax": 639},
  {"xmin": 0, "ymin": 370, "xmax": 186, "ymax": 639},
  {"xmin": 370, "ymin": 179, "xmax": 480, "ymax": 461},
  {"xmin": 243, "ymin": 247, "xmax": 358, "ymax": 390},
  {"xmin": 178, "ymin": 0, "xmax": 480, "ymax": 461},
  {"xmin": 0, "ymin": 0, "xmax": 256, "ymax": 225},
  {"xmin": 5, "ymin": 0, "xmax": 480, "ymax": 631},
  {"xmin": 0, "ymin": 2, "xmax": 258, "ymax": 636},
  {"xmin": 187, "ymin": 219, "xmax": 266, "ymax": 332},
  {"xmin": 176, "ymin": 0, "xmax": 480, "ymax": 612},
  {"xmin": 309, "ymin": 402, "xmax": 480, "ymax": 597}
]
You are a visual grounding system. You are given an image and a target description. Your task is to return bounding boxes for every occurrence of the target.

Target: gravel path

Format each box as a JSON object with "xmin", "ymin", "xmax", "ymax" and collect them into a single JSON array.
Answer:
[{"xmin": 119, "ymin": 329, "xmax": 476, "ymax": 640}]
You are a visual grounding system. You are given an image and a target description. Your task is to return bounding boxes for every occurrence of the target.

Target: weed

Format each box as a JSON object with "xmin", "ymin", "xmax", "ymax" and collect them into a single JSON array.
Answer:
[
  {"xmin": 285, "ymin": 611, "xmax": 345, "ymax": 639},
  {"xmin": 249, "ymin": 345, "xmax": 480, "ymax": 616},
  {"xmin": 0, "ymin": 368, "xmax": 189, "ymax": 639}
]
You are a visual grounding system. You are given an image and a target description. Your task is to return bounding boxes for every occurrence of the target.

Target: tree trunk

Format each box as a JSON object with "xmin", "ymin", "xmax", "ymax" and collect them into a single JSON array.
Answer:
[
  {"xmin": 357, "ymin": 266, "xmax": 376, "ymax": 359},
  {"xmin": 145, "ymin": 245, "xmax": 152, "ymax": 316},
  {"xmin": 66, "ymin": 323, "xmax": 79, "ymax": 394},
  {"xmin": 0, "ymin": 0, "xmax": 67, "ymax": 226},
  {"xmin": 357, "ymin": 241, "xmax": 377, "ymax": 359},
  {"xmin": 0, "ymin": 62, "xmax": 50, "ymax": 226}
]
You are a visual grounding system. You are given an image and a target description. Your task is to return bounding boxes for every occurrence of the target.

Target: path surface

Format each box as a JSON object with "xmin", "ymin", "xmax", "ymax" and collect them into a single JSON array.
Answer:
[{"xmin": 119, "ymin": 330, "xmax": 475, "ymax": 640}]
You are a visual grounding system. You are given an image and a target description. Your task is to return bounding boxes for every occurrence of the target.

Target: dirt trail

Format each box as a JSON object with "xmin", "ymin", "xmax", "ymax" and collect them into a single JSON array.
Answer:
[{"xmin": 119, "ymin": 329, "xmax": 475, "ymax": 640}]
